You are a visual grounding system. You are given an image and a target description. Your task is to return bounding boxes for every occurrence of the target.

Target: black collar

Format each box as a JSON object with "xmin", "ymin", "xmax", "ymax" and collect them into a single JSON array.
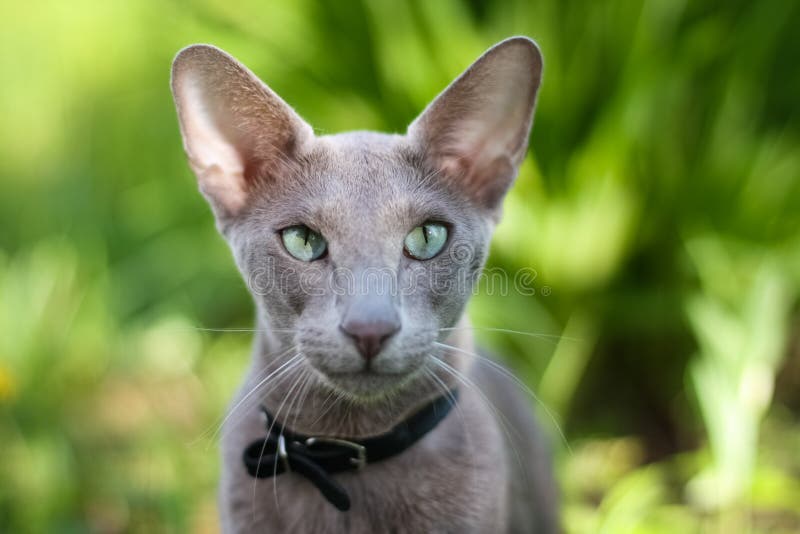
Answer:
[{"xmin": 242, "ymin": 389, "xmax": 459, "ymax": 511}]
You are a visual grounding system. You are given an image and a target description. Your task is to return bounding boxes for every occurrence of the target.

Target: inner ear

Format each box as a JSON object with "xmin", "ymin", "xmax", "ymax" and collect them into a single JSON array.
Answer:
[
  {"xmin": 171, "ymin": 44, "xmax": 314, "ymax": 220},
  {"xmin": 408, "ymin": 37, "xmax": 543, "ymax": 213}
]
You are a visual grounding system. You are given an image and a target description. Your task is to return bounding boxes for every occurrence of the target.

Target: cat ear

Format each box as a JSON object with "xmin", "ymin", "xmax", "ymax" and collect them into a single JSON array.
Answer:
[
  {"xmin": 171, "ymin": 44, "xmax": 314, "ymax": 219},
  {"xmin": 408, "ymin": 37, "xmax": 543, "ymax": 214}
]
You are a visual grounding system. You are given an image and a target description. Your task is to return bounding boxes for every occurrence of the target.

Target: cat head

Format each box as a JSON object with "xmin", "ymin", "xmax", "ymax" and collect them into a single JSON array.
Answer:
[{"xmin": 171, "ymin": 38, "xmax": 542, "ymax": 402}]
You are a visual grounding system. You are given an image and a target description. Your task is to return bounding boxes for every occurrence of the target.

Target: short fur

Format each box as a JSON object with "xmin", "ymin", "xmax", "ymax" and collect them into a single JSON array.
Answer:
[{"xmin": 171, "ymin": 37, "xmax": 558, "ymax": 533}]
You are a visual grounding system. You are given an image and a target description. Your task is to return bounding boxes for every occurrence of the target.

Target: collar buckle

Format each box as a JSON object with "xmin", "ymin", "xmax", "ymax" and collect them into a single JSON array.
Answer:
[{"xmin": 305, "ymin": 437, "xmax": 367, "ymax": 470}]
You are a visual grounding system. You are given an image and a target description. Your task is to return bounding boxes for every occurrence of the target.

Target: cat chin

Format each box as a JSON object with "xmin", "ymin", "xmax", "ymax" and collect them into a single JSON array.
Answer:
[{"xmin": 313, "ymin": 366, "xmax": 425, "ymax": 404}]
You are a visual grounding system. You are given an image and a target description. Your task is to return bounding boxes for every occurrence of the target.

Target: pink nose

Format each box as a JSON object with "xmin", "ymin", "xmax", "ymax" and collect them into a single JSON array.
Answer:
[{"xmin": 340, "ymin": 318, "xmax": 400, "ymax": 360}]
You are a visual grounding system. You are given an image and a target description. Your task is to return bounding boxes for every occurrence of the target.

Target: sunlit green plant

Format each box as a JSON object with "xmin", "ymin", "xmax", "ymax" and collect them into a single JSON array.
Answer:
[{"xmin": 684, "ymin": 236, "xmax": 794, "ymax": 510}]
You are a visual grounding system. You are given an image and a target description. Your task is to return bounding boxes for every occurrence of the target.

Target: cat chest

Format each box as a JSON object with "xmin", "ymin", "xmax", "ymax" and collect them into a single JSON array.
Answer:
[{"xmin": 233, "ymin": 445, "xmax": 508, "ymax": 533}]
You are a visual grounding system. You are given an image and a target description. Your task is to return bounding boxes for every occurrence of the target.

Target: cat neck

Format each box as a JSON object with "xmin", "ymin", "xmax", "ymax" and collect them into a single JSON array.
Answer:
[{"xmin": 248, "ymin": 317, "xmax": 475, "ymax": 439}]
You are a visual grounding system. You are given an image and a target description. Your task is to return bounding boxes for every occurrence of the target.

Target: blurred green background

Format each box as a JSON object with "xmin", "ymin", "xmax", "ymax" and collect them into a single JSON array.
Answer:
[{"xmin": 1, "ymin": 0, "xmax": 799, "ymax": 532}]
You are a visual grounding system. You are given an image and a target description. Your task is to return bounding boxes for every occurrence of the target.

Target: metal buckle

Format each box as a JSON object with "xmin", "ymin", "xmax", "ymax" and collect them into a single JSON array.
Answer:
[
  {"xmin": 277, "ymin": 434, "xmax": 291, "ymax": 472},
  {"xmin": 305, "ymin": 437, "xmax": 367, "ymax": 470}
]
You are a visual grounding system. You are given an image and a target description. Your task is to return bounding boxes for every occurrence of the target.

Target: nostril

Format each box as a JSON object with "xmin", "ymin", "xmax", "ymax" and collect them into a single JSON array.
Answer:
[{"xmin": 340, "ymin": 319, "xmax": 400, "ymax": 361}]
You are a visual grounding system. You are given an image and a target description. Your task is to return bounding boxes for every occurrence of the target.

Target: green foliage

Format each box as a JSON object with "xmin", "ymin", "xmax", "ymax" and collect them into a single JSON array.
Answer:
[
  {"xmin": 685, "ymin": 238, "xmax": 794, "ymax": 509},
  {"xmin": 1, "ymin": 0, "xmax": 798, "ymax": 532}
]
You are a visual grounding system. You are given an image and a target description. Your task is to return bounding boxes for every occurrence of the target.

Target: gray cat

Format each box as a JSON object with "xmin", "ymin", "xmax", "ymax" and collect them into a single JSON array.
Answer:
[{"xmin": 171, "ymin": 36, "xmax": 558, "ymax": 533}]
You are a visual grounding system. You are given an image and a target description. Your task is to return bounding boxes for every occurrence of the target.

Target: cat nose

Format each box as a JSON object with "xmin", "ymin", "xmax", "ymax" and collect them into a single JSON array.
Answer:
[{"xmin": 340, "ymin": 316, "xmax": 400, "ymax": 361}]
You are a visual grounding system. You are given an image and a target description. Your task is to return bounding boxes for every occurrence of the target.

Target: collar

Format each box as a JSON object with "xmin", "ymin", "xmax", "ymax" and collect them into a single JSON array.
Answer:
[{"xmin": 242, "ymin": 389, "xmax": 459, "ymax": 511}]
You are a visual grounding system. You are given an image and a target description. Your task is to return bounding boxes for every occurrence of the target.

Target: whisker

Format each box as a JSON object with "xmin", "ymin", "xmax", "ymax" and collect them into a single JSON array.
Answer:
[
  {"xmin": 250, "ymin": 364, "xmax": 306, "ymax": 519},
  {"xmin": 276, "ymin": 369, "xmax": 312, "ymax": 507},
  {"xmin": 428, "ymin": 354, "xmax": 527, "ymax": 474},
  {"xmin": 290, "ymin": 370, "xmax": 315, "ymax": 432},
  {"xmin": 188, "ymin": 345, "xmax": 300, "ymax": 447},
  {"xmin": 216, "ymin": 357, "xmax": 306, "ymax": 445},
  {"xmin": 179, "ymin": 326, "xmax": 298, "ymax": 334},
  {"xmin": 433, "ymin": 341, "xmax": 571, "ymax": 454},
  {"xmin": 425, "ymin": 367, "xmax": 459, "ymax": 411},
  {"xmin": 438, "ymin": 326, "xmax": 581, "ymax": 343},
  {"xmin": 208, "ymin": 353, "xmax": 303, "ymax": 444},
  {"xmin": 308, "ymin": 386, "xmax": 344, "ymax": 429},
  {"xmin": 423, "ymin": 367, "xmax": 473, "ymax": 446},
  {"xmin": 422, "ymin": 367, "xmax": 487, "ymax": 481}
]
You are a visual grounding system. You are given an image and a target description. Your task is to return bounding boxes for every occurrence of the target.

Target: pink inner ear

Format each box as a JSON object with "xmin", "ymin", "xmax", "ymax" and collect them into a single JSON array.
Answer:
[
  {"xmin": 433, "ymin": 107, "xmax": 526, "ymax": 207},
  {"xmin": 176, "ymin": 77, "xmax": 249, "ymax": 216},
  {"xmin": 439, "ymin": 153, "xmax": 470, "ymax": 178},
  {"xmin": 172, "ymin": 44, "xmax": 316, "ymax": 218},
  {"xmin": 440, "ymin": 151, "xmax": 516, "ymax": 210},
  {"xmin": 195, "ymin": 164, "xmax": 248, "ymax": 216},
  {"xmin": 408, "ymin": 38, "xmax": 542, "ymax": 211}
]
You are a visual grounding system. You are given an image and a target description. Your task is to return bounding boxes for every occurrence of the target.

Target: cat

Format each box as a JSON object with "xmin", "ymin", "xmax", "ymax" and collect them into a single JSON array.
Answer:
[{"xmin": 171, "ymin": 36, "xmax": 558, "ymax": 533}]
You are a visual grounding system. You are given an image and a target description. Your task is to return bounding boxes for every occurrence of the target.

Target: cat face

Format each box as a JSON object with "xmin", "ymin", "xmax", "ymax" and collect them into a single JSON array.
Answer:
[
  {"xmin": 171, "ymin": 38, "xmax": 542, "ymax": 400},
  {"xmin": 225, "ymin": 133, "xmax": 493, "ymax": 398}
]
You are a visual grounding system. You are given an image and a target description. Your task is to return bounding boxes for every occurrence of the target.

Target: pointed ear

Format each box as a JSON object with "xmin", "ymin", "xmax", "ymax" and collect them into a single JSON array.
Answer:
[
  {"xmin": 170, "ymin": 44, "xmax": 314, "ymax": 220},
  {"xmin": 408, "ymin": 37, "xmax": 543, "ymax": 214}
]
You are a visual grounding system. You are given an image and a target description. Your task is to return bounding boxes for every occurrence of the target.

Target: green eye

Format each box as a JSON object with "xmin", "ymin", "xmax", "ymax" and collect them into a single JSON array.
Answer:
[
  {"xmin": 281, "ymin": 225, "xmax": 327, "ymax": 261},
  {"xmin": 404, "ymin": 222, "xmax": 448, "ymax": 260}
]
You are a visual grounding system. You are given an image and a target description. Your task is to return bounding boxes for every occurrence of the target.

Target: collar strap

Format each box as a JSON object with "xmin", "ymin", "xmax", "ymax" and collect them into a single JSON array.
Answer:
[{"xmin": 242, "ymin": 389, "xmax": 459, "ymax": 511}]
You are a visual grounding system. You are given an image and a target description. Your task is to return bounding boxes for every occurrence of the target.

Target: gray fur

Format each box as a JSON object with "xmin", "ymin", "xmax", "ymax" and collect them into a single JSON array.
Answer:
[{"xmin": 171, "ymin": 37, "xmax": 558, "ymax": 533}]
